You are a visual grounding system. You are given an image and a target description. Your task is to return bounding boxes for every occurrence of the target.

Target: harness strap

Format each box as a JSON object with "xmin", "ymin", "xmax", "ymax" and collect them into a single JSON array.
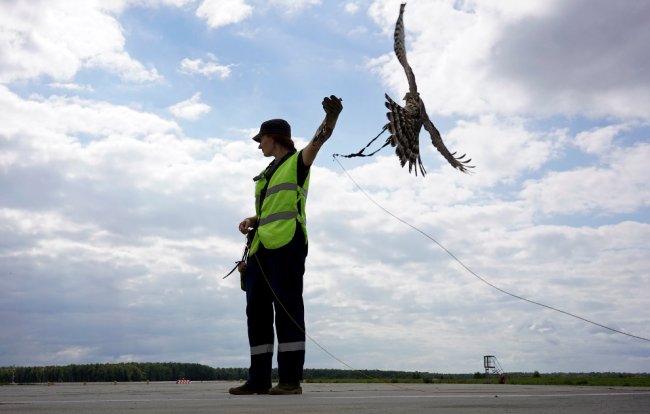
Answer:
[
  {"xmin": 222, "ymin": 230, "xmax": 254, "ymax": 279},
  {"xmin": 222, "ymin": 262, "xmax": 240, "ymax": 279}
]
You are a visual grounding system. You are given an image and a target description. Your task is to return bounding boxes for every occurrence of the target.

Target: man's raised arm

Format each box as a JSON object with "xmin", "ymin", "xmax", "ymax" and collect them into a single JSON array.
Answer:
[{"xmin": 301, "ymin": 95, "xmax": 343, "ymax": 167}]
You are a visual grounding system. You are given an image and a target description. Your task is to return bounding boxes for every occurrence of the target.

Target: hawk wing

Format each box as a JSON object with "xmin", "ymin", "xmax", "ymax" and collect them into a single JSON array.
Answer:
[
  {"xmin": 394, "ymin": 3, "xmax": 418, "ymax": 97},
  {"xmin": 420, "ymin": 100, "xmax": 473, "ymax": 173},
  {"xmin": 385, "ymin": 93, "xmax": 426, "ymax": 176}
]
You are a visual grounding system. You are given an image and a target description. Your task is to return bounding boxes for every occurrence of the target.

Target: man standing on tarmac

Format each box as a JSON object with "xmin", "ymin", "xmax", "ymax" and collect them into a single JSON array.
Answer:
[{"xmin": 230, "ymin": 95, "xmax": 343, "ymax": 395}]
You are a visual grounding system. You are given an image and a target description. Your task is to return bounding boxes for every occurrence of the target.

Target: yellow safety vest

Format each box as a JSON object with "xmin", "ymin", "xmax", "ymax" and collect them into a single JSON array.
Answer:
[{"xmin": 250, "ymin": 152, "xmax": 309, "ymax": 255}]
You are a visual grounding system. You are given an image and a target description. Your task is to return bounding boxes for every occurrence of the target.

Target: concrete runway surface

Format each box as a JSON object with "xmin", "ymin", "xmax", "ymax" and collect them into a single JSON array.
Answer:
[{"xmin": 2, "ymin": 381, "xmax": 649, "ymax": 413}]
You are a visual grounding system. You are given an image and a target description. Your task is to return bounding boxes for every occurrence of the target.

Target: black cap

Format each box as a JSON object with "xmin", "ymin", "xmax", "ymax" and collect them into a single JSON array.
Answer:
[{"xmin": 252, "ymin": 119, "xmax": 291, "ymax": 142}]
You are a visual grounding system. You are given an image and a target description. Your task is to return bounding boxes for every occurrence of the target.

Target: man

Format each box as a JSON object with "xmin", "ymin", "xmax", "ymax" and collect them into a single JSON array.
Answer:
[{"xmin": 230, "ymin": 95, "xmax": 343, "ymax": 395}]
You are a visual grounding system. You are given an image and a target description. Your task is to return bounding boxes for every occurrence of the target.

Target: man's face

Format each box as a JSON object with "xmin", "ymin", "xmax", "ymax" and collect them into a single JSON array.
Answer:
[{"xmin": 258, "ymin": 135, "xmax": 274, "ymax": 157}]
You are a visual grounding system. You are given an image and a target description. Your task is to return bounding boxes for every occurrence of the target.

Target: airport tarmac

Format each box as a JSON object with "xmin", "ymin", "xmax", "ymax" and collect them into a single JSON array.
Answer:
[{"xmin": 2, "ymin": 381, "xmax": 649, "ymax": 413}]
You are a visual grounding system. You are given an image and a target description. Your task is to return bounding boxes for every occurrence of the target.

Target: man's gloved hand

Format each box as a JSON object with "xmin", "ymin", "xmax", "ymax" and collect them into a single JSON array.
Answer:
[
  {"xmin": 323, "ymin": 95, "xmax": 343, "ymax": 118},
  {"xmin": 322, "ymin": 95, "xmax": 342, "ymax": 134}
]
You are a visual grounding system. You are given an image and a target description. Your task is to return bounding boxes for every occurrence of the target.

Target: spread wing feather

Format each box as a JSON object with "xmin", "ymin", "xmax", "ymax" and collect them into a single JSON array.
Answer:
[
  {"xmin": 394, "ymin": 3, "xmax": 418, "ymax": 96},
  {"xmin": 385, "ymin": 93, "xmax": 425, "ymax": 176},
  {"xmin": 419, "ymin": 101, "xmax": 473, "ymax": 173}
]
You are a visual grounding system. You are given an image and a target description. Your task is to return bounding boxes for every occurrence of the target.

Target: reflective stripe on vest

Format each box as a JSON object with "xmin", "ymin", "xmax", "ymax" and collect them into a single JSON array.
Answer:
[
  {"xmin": 258, "ymin": 211, "xmax": 298, "ymax": 226},
  {"xmin": 250, "ymin": 152, "xmax": 309, "ymax": 254},
  {"xmin": 255, "ymin": 182, "xmax": 305, "ymax": 205}
]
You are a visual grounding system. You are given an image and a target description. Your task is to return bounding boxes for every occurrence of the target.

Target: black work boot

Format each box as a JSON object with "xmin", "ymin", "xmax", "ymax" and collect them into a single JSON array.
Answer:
[
  {"xmin": 269, "ymin": 382, "xmax": 302, "ymax": 395},
  {"xmin": 228, "ymin": 383, "xmax": 270, "ymax": 395}
]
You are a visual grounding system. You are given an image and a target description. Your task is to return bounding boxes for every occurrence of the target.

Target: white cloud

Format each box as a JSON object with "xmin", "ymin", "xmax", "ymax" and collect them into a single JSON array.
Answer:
[
  {"xmin": 131, "ymin": 0, "xmax": 195, "ymax": 6},
  {"xmin": 0, "ymin": 86, "xmax": 179, "ymax": 141},
  {"xmin": 344, "ymin": 2, "xmax": 360, "ymax": 14},
  {"xmin": 574, "ymin": 124, "xmax": 629, "ymax": 155},
  {"xmin": 444, "ymin": 115, "xmax": 561, "ymax": 185},
  {"xmin": 86, "ymin": 51, "xmax": 162, "ymax": 83},
  {"xmin": 367, "ymin": 0, "xmax": 650, "ymax": 120},
  {"xmin": 180, "ymin": 55, "xmax": 232, "ymax": 79},
  {"xmin": 269, "ymin": 0, "xmax": 321, "ymax": 13},
  {"xmin": 49, "ymin": 82, "xmax": 95, "ymax": 92},
  {"xmin": 53, "ymin": 346, "xmax": 98, "ymax": 364},
  {"xmin": 168, "ymin": 92, "xmax": 212, "ymax": 120},
  {"xmin": 521, "ymin": 143, "xmax": 650, "ymax": 216},
  {"xmin": 196, "ymin": 0, "xmax": 253, "ymax": 28},
  {"xmin": 488, "ymin": 0, "xmax": 650, "ymax": 120},
  {"xmin": 0, "ymin": 0, "xmax": 161, "ymax": 84}
]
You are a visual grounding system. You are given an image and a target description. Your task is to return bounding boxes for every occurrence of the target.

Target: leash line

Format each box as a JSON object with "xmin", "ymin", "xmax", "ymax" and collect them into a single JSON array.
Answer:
[
  {"xmin": 333, "ymin": 156, "xmax": 650, "ymax": 343},
  {"xmin": 332, "ymin": 126, "xmax": 390, "ymax": 159}
]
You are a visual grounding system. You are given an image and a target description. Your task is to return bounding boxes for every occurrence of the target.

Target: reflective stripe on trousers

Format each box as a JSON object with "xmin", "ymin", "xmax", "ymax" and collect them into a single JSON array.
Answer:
[
  {"xmin": 250, "ymin": 343, "xmax": 274, "ymax": 356},
  {"xmin": 278, "ymin": 341, "xmax": 305, "ymax": 352}
]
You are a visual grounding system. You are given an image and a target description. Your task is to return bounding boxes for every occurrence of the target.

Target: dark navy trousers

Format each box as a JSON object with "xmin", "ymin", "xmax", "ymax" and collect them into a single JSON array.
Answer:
[{"xmin": 244, "ymin": 229, "xmax": 307, "ymax": 388}]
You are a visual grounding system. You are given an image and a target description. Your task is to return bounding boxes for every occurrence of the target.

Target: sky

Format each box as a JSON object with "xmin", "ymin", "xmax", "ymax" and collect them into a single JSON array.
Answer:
[{"xmin": 1, "ymin": 0, "xmax": 649, "ymax": 374}]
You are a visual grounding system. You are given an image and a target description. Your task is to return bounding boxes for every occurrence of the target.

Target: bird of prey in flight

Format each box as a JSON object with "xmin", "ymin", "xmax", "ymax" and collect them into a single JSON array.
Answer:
[{"xmin": 384, "ymin": 3, "xmax": 474, "ymax": 175}]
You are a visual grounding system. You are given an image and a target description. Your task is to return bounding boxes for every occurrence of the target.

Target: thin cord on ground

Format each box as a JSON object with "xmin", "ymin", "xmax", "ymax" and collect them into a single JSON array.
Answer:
[{"xmin": 333, "ymin": 155, "xmax": 650, "ymax": 343}]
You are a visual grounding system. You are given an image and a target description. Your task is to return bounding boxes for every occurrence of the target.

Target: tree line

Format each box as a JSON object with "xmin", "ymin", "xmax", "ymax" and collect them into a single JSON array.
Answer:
[
  {"xmin": 0, "ymin": 363, "xmax": 436, "ymax": 384},
  {"xmin": 0, "ymin": 363, "xmax": 245, "ymax": 383}
]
